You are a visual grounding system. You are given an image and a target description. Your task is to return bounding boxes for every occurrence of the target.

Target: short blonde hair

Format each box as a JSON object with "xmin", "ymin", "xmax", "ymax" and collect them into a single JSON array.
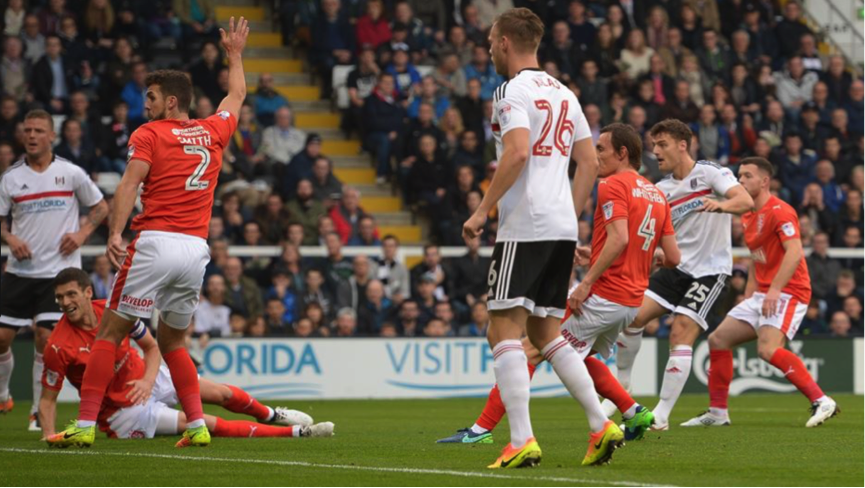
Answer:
[{"xmin": 494, "ymin": 8, "xmax": 544, "ymax": 53}]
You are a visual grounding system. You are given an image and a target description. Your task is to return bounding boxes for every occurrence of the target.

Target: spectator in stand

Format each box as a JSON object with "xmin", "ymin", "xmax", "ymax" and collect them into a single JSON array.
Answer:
[
  {"xmin": 385, "ymin": 46, "xmax": 421, "ymax": 97},
  {"xmin": 395, "ymin": 299, "xmax": 423, "ymax": 336},
  {"xmin": 120, "ymin": 61, "xmax": 147, "ymax": 127},
  {"xmin": 407, "ymin": 0, "xmax": 446, "ymax": 35},
  {"xmin": 584, "ymin": 104, "xmax": 603, "ymax": 144},
  {"xmin": 217, "ymin": 192, "xmax": 251, "ymax": 243},
  {"xmin": 845, "ymin": 80, "xmax": 864, "ymax": 135},
  {"xmin": 453, "ymin": 130, "xmax": 482, "ymax": 177},
  {"xmin": 317, "ymin": 215, "xmax": 336, "ymax": 246},
  {"xmin": 639, "ymin": 54, "xmax": 675, "ymax": 106},
  {"xmin": 678, "ymin": 54, "xmax": 707, "ymax": 107},
  {"xmin": 31, "ymin": 35, "xmax": 72, "ymax": 114},
  {"xmin": 798, "ymin": 102, "xmax": 829, "ymax": 153},
  {"xmin": 778, "ymin": 132, "xmax": 816, "ymax": 203},
  {"xmin": 311, "ymin": 0, "xmax": 355, "ymax": 99},
  {"xmin": 253, "ymin": 194, "xmax": 291, "ymax": 245},
  {"xmin": 101, "ymin": 101, "xmax": 133, "ymax": 171},
  {"xmin": 364, "ymin": 73, "xmax": 404, "ymax": 183},
  {"xmin": 344, "ymin": 47, "xmax": 380, "ymax": 137},
  {"xmin": 806, "ymin": 232, "xmax": 841, "ymax": 299},
  {"xmin": 67, "ymin": 91, "xmax": 102, "ymax": 149},
  {"xmin": 729, "ymin": 30, "xmax": 754, "ymax": 70},
  {"xmin": 441, "ymin": 25, "xmax": 473, "ymax": 67},
  {"xmin": 0, "ymin": 142, "xmax": 15, "ymax": 174},
  {"xmin": 264, "ymin": 268, "xmax": 298, "ymax": 332},
  {"xmin": 204, "ymin": 238, "xmax": 229, "ymax": 278},
  {"xmin": 348, "ymin": 216, "xmax": 382, "ymax": 246},
  {"xmin": 810, "ymin": 81, "xmax": 835, "ymax": 126},
  {"xmin": 302, "ymin": 269, "xmax": 335, "ymax": 324},
  {"xmin": 836, "ymin": 189, "xmax": 863, "ymax": 241},
  {"xmin": 311, "ymin": 157, "xmax": 343, "ymax": 205},
  {"xmin": 826, "ymin": 270, "xmax": 862, "ymax": 317},
  {"xmin": 356, "ymin": 0, "xmax": 391, "ymax": 52},
  {"xmin": 541, "ymin": 21, "xmax": 580, "ymax": 83},
  {"xmin": 719, "ymin": 103, "xmax": 755, "ymax": 165},
  {"xmin": 822, "ymin": 55, "xmax": 853, "ymax": 106},
  {"xmin": 410, "ymin": 244, "xmax": 448, "ymax": 300},
  {"xmin": 392, "ymin": 2, "xmax": 428, "ymax": 58},
  {"xmin": 799, "ymin": 298, "xmax": 827, "ymax": 336},
  {"xmin": 458, "ymin": 300, "xmax": 490, "ymax": 337},
  {"xmin": 1, "ymin": 37, "xmax": 28, "ymax": 103},
  {"xmin": 774, "ymin": 1, "xmax": 811, "ymax": 60},
  {"xmin": 89, "ymin": 255, "xmax": 115, "ymax": 300},
  {"xmin": 814, "ymin": 159, "xmax": 845, "ymax": 213},
  {"xmin": 54, "ymin": 119, "xmax": 97, "ymax": 174},
  {"xmin": 798, "ymin": 183, "xmax": 836, "ymax": 235},
  {"xmin": 287, "ymin": 179, "xmax": 327, "ymax": 246},
  {"xmin": 194, "ymin": 274, "xmax": 232, "ymax": 339},
  {"xmin": 432, "ymin": 53, "xmax": 466, "ymax": 100},
  {"xmin": 576, "ymin": 59, "xmax": 606, "ymax": 110},
  {"xmin": 227, "ymin": 104, "xmax": 265, "ymax": 180},
  {"xmin": 282, "ymin": 133, "xmax": 322, "ymax": 201},
  {"xmin": 456, "ymin": 78, "xmax": 484, "ymax": 142},
  {"xmin": 336, "ymin": 255, "xmax": 371, "ymax": 311},
  {"xmin": 322, "ymin": 231, "xmax": 354, "ymax": 293},
  {"xmin": 334, "ymin": 308, "xmax": 358, "ymax": 337},
  {"xmin": 463, "ymin": 45, "xmax": 503, "ymax": 101},
  {"xmin": 357, "ymin": 279, "xmax": 392, "ymax": 336},
  {"xmin": 407, "ymin": 76, "xmax": 449, "ymax": 120},
  {"xmin": 447, "ymin": 235, "xmax": 490, "ymax": 310},
  {"xmin": 223, "ymin": 257, "xmax": 264, "ymax": 321},
  {"xmin": 619, "ymin": 29, "xmax": 654, "ymax": 81},
  {"xmin": 103, "ymin": 36, "xmax": 134, "ymax": 108},
  {"xmin": 83, "ymin": 0, "xmax": 117, "ymax": 52},
  {"xmin": 423, "ymin": 317, "xmax": 449, "ymax": 337},
  {"xmin": 415, "ymin": 272, "xmax": 439, "ymax": 323},
  {"xmin": 828, "ymin": 311, "xmax": 852, "ymax": 337},
  {"xmin": 627, "ymin": 106, "xmax": 648, "ymax": 137},
  {"xmin": 662, "ymin": 79, "xmax": 700, "ymax": 124},
  {"xmin": 460, "ymin": 4, "xmax": 486, "ymax": 45},
  {"xmin": 294, "ymin": 317, "xmax": 314, "ymax": 337},
  {"xmin": 190, "ymin": 41, "xmax": 223, "ymax": 104},
  {"xmin": 741, "ymin": 2, "xmax": 776, "ymax": 65},
  {"xmin": 691, "ymin": 105, "xmax": 728, "ymax": 165},
  {"xmin": 21, "ymin": 14, "xmax": 46, "ymax": 64},
  {"xmin": 194, "ymin": 95, "xmax": 215, "ymax": 119},
  {"xmin": 264, "ymin": 298, "xmax": 290, "ymax": 335},
  {"xmin": 252, "ymin": 73, "xmax": 289, "ymax": 127},
  {"xmin": 798, "ymin": 33, "xmax": 825, "ymax": 73},
  {"xmin": 656, "ymin": 27, "xmax": 691, "ymax": 78},
  {"xmin": 433, "ymin": 300, "xmax": 459, "ymax": 334},
  {"xmin": 4, "ymin": 0, "xmax": 25, "ymax": 36},
  {"xmin": 173, "ymin": 0, "xmax": 219, "ymax": 42},
  {"xmin": 372, "ymin": 235, "xmax": 410, "ymax": 302},
  {"xmin": 261, "ymin": 106, "xmax": 307, "ymax": 165},
  {"xmin": 757, "ymin": 100, "xmax": 787, "ymax": 144},
  {"xmin": 774, "ymin": 57, "xmax": 818, "ymax": 117},
  {"xmin": 245, "ymin": 317, "xmax": 267, "ymax": 337},
  {"xmin": 409, "ymin": 134, "xmax": 451, "ymax": 240},
  {"xmin": 330, "ymin": 186, "xmax": 372, "ymax": 244},
  {"xmin": 399, "ymin": 102, "xmax": 444, "ymax": 167},
  {"xmin": 695, "ymin": 29, "xmax": 729, "ymax": 86},
  {"xmin": 844, "ymin": 296, "xmax": 863, "ymax": 332}
]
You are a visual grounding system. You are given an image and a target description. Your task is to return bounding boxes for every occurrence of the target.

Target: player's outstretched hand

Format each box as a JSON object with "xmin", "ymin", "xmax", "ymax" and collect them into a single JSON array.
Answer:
[
  {"xmin": 106, "ymin": 234, "xmax": 127, "ymax": 269},
  {"xmin": 125, "ymin": 378, "xmax": 154, "ymax": 405},
  {"xmin": 462, "ymin": 211, "xmax": 487, "ymax": 243},
  {"xmin": 698, "ymin": 197, "xmax": 724, "ymax": 213},
  {"xmin": 568, "ymin": 281, "xmax": 591, "ymax": 316},
  {"xmin": 219, "ymin": 16, "xmax": 249, "ymax": 57}
]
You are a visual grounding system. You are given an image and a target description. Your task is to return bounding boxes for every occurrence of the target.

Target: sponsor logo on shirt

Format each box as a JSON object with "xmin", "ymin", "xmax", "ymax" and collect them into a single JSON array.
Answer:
[
  {"xmin": 498, "ymin": 104, "xmax": 511, "ymax": 125},
  {"xmin": 217, "ymin": 110, "xmax": 230, "ymax": 120},
  {"xmin": 781, "ymin": 222, "xmax": 795, "ymax": 237},
  {"xmin": 670, "ymin": 198, "xmax": 704, "ymax": 223},
  {"xmin": 750, "ymin": 247, "xmax": 767, "ymax": 263},
  {"xmin": 17, "ymin": 198, "xmax": 68, "ymax": 214},
  {"xmin": 45, "ymin": 369, "xmax": 59, "ymax": 387},
  {"xmin": 120, "ymin": 294, "xmax": 154, "ymax": 312},
  {"xmin": 602, "ymin": 201, "xmax": 614, "ymax": 220},
  {"xmin": 172, "ymin": 126, "xmax": 212, "ymax": 146}
]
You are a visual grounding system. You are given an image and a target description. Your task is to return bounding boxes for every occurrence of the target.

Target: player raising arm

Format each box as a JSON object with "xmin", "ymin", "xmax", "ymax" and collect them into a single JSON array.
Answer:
[
  {"xmin": 41, "ymin": 268, "xmax": 333, "ymax": 442},
  {"xmin": 48, "ymin": 17, "xmax": 249, "ymax": 449},
  {"xmin": 682, "ymin": 158, "xmax": 838, "ymax": 428}
]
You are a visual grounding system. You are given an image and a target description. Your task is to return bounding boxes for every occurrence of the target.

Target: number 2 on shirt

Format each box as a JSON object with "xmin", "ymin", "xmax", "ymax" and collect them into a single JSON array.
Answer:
[
  {"xmin": 532, "ymin": 100, "xmax": 574, "ymax": 157},
  {"xmin": 184, "ymin": 145, "xmax": 211, "ymax": 191}
]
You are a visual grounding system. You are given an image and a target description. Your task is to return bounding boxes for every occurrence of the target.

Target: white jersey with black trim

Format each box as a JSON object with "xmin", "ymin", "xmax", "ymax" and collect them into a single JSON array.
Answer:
[
  {"xmin": 491, "ymin": 68, "xmax": 592, "ymax": 242},
  {"xmin": 0, "ymin": 156, "xmax": 104, "ymax": 278},
  {"xmin": 656, "ymin": 160, "xmax": 740, "ymax": 278}
]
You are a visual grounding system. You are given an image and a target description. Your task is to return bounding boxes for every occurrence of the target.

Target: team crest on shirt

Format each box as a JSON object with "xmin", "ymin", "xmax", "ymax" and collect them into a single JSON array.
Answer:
[
  {"xmin": 690, "ymin": 178, "xmax": 698, "ymax": 190},
  {"xmin": 781, "ymin": 222, "xmax": 795, "ymax": 236},
  {"xmin": 55, "ymin": 176, "xmax": 65, "ymax": 186},
  {"xmin": 498, "ymin": 104, "xmax": 511, "ymax": 125},
  {"xmin": 45, "ymin": 369, "xmax": 59, "ymax": 387},
  {"xmin": 602, "ymin": 201, "xmax": 614, "ymax": 220},
  {"xmin": 217, "ymin": 110, "xmax": 230, "ymax": 120}
]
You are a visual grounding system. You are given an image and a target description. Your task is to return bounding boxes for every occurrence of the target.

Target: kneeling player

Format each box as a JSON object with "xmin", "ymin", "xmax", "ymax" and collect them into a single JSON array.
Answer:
[
  {"xmin": 42, "ymin": 268, "xmax": 334, "ymax": 446},
  {"xmin": 682, "ymin": 158, "xmax": 838, "ymax": 428},
  {"xmin": 440, "ymin": 124, "xmax": 681, "ymax": 452}
]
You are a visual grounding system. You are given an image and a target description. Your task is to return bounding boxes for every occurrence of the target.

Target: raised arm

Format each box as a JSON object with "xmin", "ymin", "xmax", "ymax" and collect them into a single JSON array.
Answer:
[
  {"xmin": 570, "ymin": 137, "xmax": 600, "ymax": 218},
  {"xmin": 216, "ymin": 16, "xmax": 249, "ymax": 120}
]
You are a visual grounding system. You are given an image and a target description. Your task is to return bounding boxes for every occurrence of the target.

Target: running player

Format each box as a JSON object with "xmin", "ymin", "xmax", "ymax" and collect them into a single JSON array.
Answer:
[
  {"xmin": 610, "ymin": 119, "xmax": 754, "ymax": 430},
  {"xmin": 462, "ymin": 8, "xmax": 620, "ymax": 469},
  {"xmin": 0, "ymin": 110, "xmax": 108, "ymax": 430},
  {"xmin": 439, "ymin": 124, "xmax": 680, "ymax": 448},
  {"xmin": 681, "ymin": 158, "xmax": 838, "ymax": 428},
  {"xmin": 49, "ymin": 17, "xmax": 250, "ymax": 448},
  {"xmin": 42, "ymin": 268, "xmax": 333, "ymax": 444}
]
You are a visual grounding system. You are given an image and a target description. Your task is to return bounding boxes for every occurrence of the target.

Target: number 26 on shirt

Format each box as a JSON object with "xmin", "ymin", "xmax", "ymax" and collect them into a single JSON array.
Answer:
[{"xmin": 532, "ymin": 100, "xmax": 574, "ymax": 157}]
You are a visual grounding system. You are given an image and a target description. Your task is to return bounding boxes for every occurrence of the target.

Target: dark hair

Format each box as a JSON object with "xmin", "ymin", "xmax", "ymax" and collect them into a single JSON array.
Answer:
[
  {"xmin": 382, "ymin": 234, "xmax": 399, "ymax": 244},
  {"xmin": 740, "ymin": 157, "xmax": 775, "ymax": 177},
  {"xmin": 145, "ymin": 69, "xmax": 193, "ymax": 113},
  {"xmin": 24, "ymin": 109, "xmax": 53, "ymax": 126},
  {"xmin": 600, "ymin": 123, "xmax": 642, "ymax": 170},
  {"xmin": 650, "ymin": 119, "xmax": 692, "ymax": 151},
  {"xmin": 54, "ymin": 267, "xmax": 92, "ymax": 292},
  {"xmin": 494, "ymin": 7, "xmax": 544, "ymax": 53}
]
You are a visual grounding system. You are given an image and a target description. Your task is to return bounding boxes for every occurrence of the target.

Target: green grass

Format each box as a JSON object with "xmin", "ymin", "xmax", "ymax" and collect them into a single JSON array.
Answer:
[{"xmin": 1, "ymin": 394, "xmax": 862, "ymax": 486}]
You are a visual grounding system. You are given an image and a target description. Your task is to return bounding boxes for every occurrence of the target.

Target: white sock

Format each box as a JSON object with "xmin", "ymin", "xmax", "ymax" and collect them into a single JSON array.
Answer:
[
  {"xmin": 622, "ymin": 403, "xmax": 638, "ymax": 419},
  {"xmin": 653, "ymin": 345, "xmax": 693, "ymax": 424},
  {"xmin": 32, "ymin": 352, "xmax": 44, "ymax": 415},
  {"xmin": 815, "ymin": 395, "xmax": 829, "ymax": 404},
  {"xmin": 187, "ymin": 418, "xmax": 206, "ymax": 429},
  {"xmin": 469, "ymin": 424, "xmax": 488, "ymax": 435},
  {"xmin": 0, "ymin": 350, "xmax": 13, "ymax": 402},
  {"xmin": 77, "ymin": 420, "xmax": 96, "ymax": 428},
  {"xmin": 709, "ymin": 407, "xmax": 728, "ymax": 418},
  {"xmin": 265, "ymin": 406, "xmax": 275, "ymax": 422},
  {"xmin": 616, "ymin": 327, "xmax": 644, "ymax": 391},
  {"xmin": 492, "ymin": 340, "xmax": 533, "ymax": 447},
  {"xmin": 542, "ymin": 336, "xmax": 608, "ymax": 433}
]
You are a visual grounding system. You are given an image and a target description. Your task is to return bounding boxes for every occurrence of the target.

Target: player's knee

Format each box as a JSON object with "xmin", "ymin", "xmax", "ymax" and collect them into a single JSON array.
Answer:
[
  {"xmin": 707, "ymin": 332, "xmax": 726, "ymax": 350},
  {"xmin": 757, "ymin": 344, "xmax": 779, "ymax": 362}
]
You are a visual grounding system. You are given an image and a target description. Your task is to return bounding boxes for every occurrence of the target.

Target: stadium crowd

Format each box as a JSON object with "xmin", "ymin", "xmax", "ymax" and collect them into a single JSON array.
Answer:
[{"xmin": 0, "ymin": 0, "xmax": 862, "ymax": 339}]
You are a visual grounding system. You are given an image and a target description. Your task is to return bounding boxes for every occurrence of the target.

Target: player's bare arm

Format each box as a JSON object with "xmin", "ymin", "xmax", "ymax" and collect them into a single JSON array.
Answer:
[
  {"xmin": 0, "ymin": 216, "xmax": 31, "ymax": 260},
  {"xmin": 38, "ymin": 386, "xmax": 60, "ymax": 438},
  {"xmin": 463, "ymin": 128, "xmax": 529, "ymax": 241},
  {"xmin": 570, "ymin": 137, "xmax": 600, "ymax": 218},
  {"xmin": 700, "ymin": 185, "xmax": 755, "ymax": 215},
  {"xmin": 126, "ymin": 327, "xmax": 160, "ymax": 405},
  {"xmin": 657, "ymin": 234, "xmax": 681, "ymax": 268},
  {"xmin": 763, "ymin": 237, "xmax": 804, "ymax": 318},
  {"xmin": 106, "ymin": 160, "xmax": 151, "ymax": 268},
  {"xmin": 216, "ymin": 16, "xmax": 249, "ymax": 120},
  {"xmin": 569, "ymin": 219, "xmax": 628, "ymax": 315},
  {"xmin": 60, "ymin": 199, "xmax": 108, "ymax": 257},
  {"xmin": 745, "ymin": 260, "xmax": 758, "ymax": 298}
]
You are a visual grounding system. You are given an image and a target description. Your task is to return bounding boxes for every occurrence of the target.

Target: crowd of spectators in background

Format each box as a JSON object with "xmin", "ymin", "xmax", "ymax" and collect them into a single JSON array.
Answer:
[{"xmin": 0, "ymin": 0, "xmax": 862, "ymax": 339}]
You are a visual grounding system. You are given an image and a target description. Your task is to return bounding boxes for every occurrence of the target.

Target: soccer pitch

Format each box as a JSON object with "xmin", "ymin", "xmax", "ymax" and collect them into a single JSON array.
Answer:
[{"xmin": 2, "ymin": 394, "xmax": 862, "ymax": 486}]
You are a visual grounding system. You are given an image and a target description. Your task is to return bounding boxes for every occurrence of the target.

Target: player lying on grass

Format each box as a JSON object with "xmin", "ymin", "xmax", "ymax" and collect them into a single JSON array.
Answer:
[
  {"xmin": 681, "ymin": 157, "xmax": 839, "ymax": 429},
  {"xmin": 42, "ymin": 268, "xmax": 334, "ymax": 446},
  {"xmin": 441, "ymin": 124, "xmax": 681, "ymax": 450}
]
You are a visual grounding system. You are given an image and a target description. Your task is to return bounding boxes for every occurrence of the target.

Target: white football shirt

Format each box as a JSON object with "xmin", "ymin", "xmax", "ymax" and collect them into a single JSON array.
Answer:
[
  {"xmin": 0, "ymin": 157, "xmax": 104, "ymax": 278},
  {"xmin": 491, "ymin": 68, "xmax": 591, "ymax": 242},
  {"xmin": 656, "ymin": 160, "xmax": 740, "ymax": 278}
]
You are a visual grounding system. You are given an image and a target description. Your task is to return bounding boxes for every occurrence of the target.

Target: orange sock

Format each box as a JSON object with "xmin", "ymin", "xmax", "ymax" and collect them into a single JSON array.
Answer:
[
  {"xmin": 770, "ymin": 349, "xmax": 824, "ymax": 402},
  {"xmin": 475, "ymin": 362, "xmax": 536, "ymax": 431},
  {"xmin": 212, "ymin": 418, "xmax": 298, "ymax": 437},
  {"xmin": 223, "ymin": 385, "xmax": 272, "ymax": 421},
  {"xmin": 79, "ymin": 340, "xmax": 117, "ymax": 422},
  {"xmin": 585, "ymin": 356, "xmax": 635, "ymax": 414}
]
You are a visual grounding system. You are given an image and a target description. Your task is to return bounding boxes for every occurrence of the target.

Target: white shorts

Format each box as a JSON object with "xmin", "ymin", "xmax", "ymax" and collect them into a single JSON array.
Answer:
[
  {"xmin": 559, "ymin": 295, "xmax": 639, "ymax": 360},
  {"xmin": 107, "ymin": 231, "xmax": 210, "ymax": 325},
  {"xmin": 106, "ymin": 365, "xmax": 180, "ymax": 439},
  {"xmin": 727, "ymin": 292, "xmax": 807, "ymax": 341}
]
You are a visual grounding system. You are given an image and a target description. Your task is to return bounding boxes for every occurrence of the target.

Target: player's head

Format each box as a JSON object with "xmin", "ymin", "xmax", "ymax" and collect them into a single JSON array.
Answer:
[
  {"xmin": 144, "ymin": 69, "xmax": 193, "ymax": 120},
  {"xmin": 597, "ymin": 123, "xmax": 642, "ymax": 177},
  {"xmin": 738, "ymin": 157, "xmax": 774, "ymax": 198},
  {"xmin": 650, "ymin": 119, "xmax": 692, "ymax": 172},
  {"xmin": 53, "ymin": 267, "xmax": 94, "ymax": 326},
  {"xmin": 489, "ymin": 8, "xmax": 544, "ymax": 77},
  {"xmin": 23, "ymin": 109, "xmax": 55, "ymax": 159}
]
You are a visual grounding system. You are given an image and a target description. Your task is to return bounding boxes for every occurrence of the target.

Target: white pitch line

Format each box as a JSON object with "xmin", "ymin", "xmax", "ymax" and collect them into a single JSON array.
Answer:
[{"xmin": 0, "ymin": 447, "xmax": 670, "ymax": 487}]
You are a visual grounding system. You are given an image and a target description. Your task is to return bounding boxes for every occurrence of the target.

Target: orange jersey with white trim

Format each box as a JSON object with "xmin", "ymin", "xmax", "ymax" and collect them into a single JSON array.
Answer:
[
  {"xmin": 42, "ymin": 300, "xmax": 147, "ymax": 423},
  {"xmin": 741, "ymin": 195, "xmax": 811, "ymax": 303},
  {"xmin": 591, "ymin": 172, "xmax": 675, "ymax": 307},
  {"xmin": 128, "ymin": 112, "xmax": 237, "ymax": 239}
]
